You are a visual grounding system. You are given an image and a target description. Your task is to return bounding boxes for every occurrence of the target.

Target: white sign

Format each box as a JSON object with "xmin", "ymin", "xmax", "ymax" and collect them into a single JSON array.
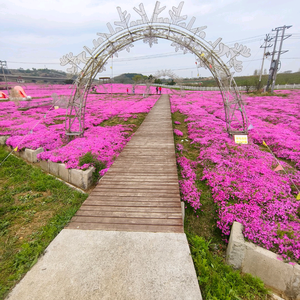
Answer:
[{"xmin": 234, "ymin": 135, "xmax": 248, "ymax": 144}]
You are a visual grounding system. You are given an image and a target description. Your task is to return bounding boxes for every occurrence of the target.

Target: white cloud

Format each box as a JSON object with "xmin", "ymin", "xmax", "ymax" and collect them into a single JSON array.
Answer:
[{"xmin": 1, "ymin": 0, "xmax": 299, "ymax": 77}]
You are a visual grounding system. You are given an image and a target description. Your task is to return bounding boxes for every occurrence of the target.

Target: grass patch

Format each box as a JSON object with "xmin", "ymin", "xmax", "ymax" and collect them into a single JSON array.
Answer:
[
  {"xmin": 100, "ymin": 113, "xmax": 147, "ymax": 135},
  {"xmin": 246, "ymin": 91, "xmax": 289, "ymax": 97},
  {"xmin": 0, "ymin": 146, "xmax": 88, "ymax": 299},
  {"xmin": 188, "ymin": 235, "xmax": 270, "ymax": 300},
  {"xmin": 79, "ymin": 152, "xmax": 106, "ymax": 184}
]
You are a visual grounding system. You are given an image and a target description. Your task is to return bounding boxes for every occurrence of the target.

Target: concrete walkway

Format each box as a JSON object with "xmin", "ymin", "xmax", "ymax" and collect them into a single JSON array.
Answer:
[{"xmin": 6, "ymin": 95, "xmax": 202, "ymax": 300}]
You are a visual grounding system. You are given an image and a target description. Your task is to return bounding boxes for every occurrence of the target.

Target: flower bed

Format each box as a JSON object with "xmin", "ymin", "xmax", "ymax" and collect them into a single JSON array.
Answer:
[
  {"xmin": 0, "ymin": 83, "xmax": 159, "ymax": 171},
  {"xmin": 171, "ymin": 90, "xmax": 300, "ymax": 262}
]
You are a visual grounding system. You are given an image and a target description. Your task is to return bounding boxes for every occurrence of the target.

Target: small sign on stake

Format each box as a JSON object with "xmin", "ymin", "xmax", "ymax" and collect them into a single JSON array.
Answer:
[{"xmin": 234, "ymin": 134, "xmax": 248, "ymax": 144}]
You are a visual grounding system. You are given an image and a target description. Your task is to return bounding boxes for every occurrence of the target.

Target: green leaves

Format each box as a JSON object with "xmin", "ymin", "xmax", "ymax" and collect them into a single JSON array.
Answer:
[
  {"xmin": 188, "ymin": 235, "xmax": 269, "ymax": 300},
  {"xmin": 0, "ymin": 146, "xmax": 88, "ymax": 299}
]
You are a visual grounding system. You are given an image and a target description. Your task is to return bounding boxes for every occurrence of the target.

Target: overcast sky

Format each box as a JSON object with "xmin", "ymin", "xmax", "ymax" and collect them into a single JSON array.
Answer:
[{"xmin": 1, "ymin": 0, "xmax": 299, "ymax": 79}]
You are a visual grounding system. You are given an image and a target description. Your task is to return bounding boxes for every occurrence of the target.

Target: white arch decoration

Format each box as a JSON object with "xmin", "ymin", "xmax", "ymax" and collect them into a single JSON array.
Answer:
[{"xmin": 60, "ymin": 1, "xmax": 251, "ymax": 137}]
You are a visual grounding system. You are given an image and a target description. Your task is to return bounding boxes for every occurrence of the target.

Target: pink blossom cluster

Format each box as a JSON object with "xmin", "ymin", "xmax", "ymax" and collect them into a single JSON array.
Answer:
[
  {"xmin": 173, "ymin": 129, "xmax": 183, "ymax": 136},
  {"xmin": 0, "ymin": 83, "xmax": 159, "ymax": 170},
  {"xmin": 245, "ymin": 90, "xmax": 300, "ymax": 168},
  {"xmin": 177, "ymin": 155, "xmax": 201, "ymax": 209},
  {"xmin": 170, "ymin": 90, "xmax": 300, "ymax": 261}
]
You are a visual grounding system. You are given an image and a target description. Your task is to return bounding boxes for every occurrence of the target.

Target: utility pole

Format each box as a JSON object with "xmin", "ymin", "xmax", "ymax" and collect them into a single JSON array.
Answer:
[
  {"xmin": 266, "ymin": 25, "xmax": 292, "ymax": 92},
  {"xmin": 259, "ymin": 34, "xmax": 272, "ymax": 82},
  {"xmin": 0, "ymin": 60, "xmax": 9, "ymax": 95}
]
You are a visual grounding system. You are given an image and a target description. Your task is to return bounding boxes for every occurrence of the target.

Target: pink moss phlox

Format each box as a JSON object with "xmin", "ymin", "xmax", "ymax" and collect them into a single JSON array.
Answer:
[
  {"xmin": 174, "ymin": 129, "xmax": 183, "ymax": 137},
  {"xmin": 177, "ymin": 155, "xmax": 201, "ymax": 210},
  {"xmin": 169, "ymin": 90, "xmax": 300, "ymax": 261},
  {"xmin": 1, "ymin": 83, "xmax": 159, "ymax": 170}
]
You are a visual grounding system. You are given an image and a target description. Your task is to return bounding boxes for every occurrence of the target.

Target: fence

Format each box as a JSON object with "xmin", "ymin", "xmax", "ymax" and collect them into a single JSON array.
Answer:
[{"xmin": 155, "ymin": 83, "xmax": 300, "ymax": 91}]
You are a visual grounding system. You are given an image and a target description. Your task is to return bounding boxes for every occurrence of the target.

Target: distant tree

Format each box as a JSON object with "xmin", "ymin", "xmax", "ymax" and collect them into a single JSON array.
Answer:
[
  {"xmin": 264, "ymin": 68, "xmax": 268, "ymax": 75},
  {"xmin": 64, "ymin": 79, "xmax": 74, "ymax": 84},
  {"xmin": 154, "ymin": 78, "xmax": 162, "ymax": 84},
  {"xmin": 166, "ymin": 79, "xmax": 176, "ymax": 86},
  {"xmin": 133, "ymin": 75, "xmax": 144, "ymax": 83},
  {"xmin": 242, "ymin": 80, "xmax": 252, "ymax": 93},
  {"xmin": 253, "ymin": 69, "xmax": 258, "ymax": 76}
]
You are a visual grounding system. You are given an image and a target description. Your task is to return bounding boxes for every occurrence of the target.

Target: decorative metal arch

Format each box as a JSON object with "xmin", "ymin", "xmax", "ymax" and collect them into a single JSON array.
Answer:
[{"xmin": 60, "ymin": 1, "xmax": 251, "ymax": 137}]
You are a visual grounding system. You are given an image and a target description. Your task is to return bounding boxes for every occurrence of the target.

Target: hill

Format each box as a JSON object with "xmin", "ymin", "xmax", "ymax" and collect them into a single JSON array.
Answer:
[
  {"xmin": 2, "ymin": 68, "xmax": 299, "ymax": 87},
  {"xmin": 113, "ymin": 73, "xmax": 145, "ymax": 84},
  {"xmin": 8, "ymin": 68, "xmax": 68, "ymax": 78}
]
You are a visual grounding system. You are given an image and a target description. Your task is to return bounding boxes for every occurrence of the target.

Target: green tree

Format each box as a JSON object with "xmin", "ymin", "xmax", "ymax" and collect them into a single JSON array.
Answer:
[
  {"xmin": 166, "ymin": 79, "xmax": 176, "ymax": 86},
  {"xmin": 133, "ymin": 75, "xmax": 143, "ymax": 83}
]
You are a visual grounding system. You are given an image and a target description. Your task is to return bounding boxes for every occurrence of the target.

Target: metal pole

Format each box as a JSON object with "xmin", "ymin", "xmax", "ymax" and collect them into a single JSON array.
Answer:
[
  {"xmin": 110, "ymin": 55, "xmax": 113, "ymax": 95},
  {"xmin": 259, "ymin": 35, "xmax": 269, "ymax": 82},
  {"xmin": 271, "ymin": 26, "xmax": 286, "ymax": 92},
  {"xmin": 0, "ymin": 61, "xmax": 9, "ymax": 95},
  {"xmin": 266, "ymin": 30, "xmax": 279, "ymax": 91}
]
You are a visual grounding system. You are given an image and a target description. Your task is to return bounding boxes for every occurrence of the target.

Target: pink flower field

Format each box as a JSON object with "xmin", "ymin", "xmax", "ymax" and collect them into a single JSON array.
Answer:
[
  {"xmin": 0, "ymin": 83, "xmax": 160, "ymax": 170},
  {"xmin": 1, "ymin": 83, "xmax": 299, "ymax": 261},
  {"xmin": 171, "ymin": 90, "xmax": 300, "ymax": 262}
]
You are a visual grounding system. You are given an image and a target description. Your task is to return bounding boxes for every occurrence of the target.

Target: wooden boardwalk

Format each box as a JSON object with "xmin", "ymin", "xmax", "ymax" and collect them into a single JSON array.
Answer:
[{"xmin": 67, "ymin": 94, "xmax": 183, "ymax": 233}]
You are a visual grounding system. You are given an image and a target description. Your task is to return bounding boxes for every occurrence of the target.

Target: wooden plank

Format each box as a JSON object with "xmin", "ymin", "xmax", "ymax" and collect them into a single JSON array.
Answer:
[
  {"xmin": 101, "ymin": 175, "xmax": 178, "ymax": 180},
  {"xmin": 121, "ymin": 144, "xmax": 175, "ymax": 148},
  {"xmin": 97, "ymin": 179, "xmax": 179, "ymax": 184},
  {"xmin": 107, "ymin": 164, "xmax": 176, "ymax": 169},
  {"xmin": 116, "ymin": 150, "xmax": 175, "ymax": 155},
  {"xmin": 83, "ymin": 196, "xmax": 181, "ymax": 202},
  {"xmin": 104, "ymin": 170, "xmax": 177, "ymax": 175},
  {"xmin": 91, "ymin": 187, "xmax": 179, "ymax": 192},
  {"xmin": 88, "ymin": 192, "xmax": 180, "ymax": 198},
  {"xmin": 95, "ymin": 184, "xmax": 179, "ymax": 189},
  {"xmin": 98, "ymin": 181, "xmax": 179, "ymax": 186},
  {"xmin": 79, "ymin": 205, "xmax": 181, "ymax": 213},
  {"xmin": 75, "ymin": 210, "xmax": 182, "ymax": 219},
  {"xmin": 71, "ymin": 216, "xmax": 182, "ymax": 226},
  {"xmin": 82, "ymin": 200, "xmax": 181, "ymax": 207},
  {"xmin": 66, "ymin": 222, "xmax": 184, "ymax": 233}
]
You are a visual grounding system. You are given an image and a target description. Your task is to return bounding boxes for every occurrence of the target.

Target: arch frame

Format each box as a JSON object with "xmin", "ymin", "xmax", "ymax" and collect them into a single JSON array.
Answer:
[{"xmin": 61, "ymin": 2, "xmax": 250, "ymax": 137}]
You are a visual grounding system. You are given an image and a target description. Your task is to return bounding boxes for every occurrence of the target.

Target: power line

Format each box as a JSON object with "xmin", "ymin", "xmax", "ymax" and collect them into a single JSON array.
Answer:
[
  {"xmin": 6, "ymin": 34, "xmax": 287, "ymax": 66},
  {"xmin": 8, "ymin": 61, "xmax": 59, "ymax": 65},
  {"xmin": 225, "ymin": 34, "xmax": 265, "ymax": 44}
]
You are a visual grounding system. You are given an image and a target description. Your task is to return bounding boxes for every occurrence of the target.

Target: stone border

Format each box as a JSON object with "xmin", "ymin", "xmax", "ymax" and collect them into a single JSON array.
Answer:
[
  {"xmin": 226, "ymin": 222, "xmax": 300, "ymax": 300},
  {"xmin": 2, "ymin": 143, "xmax": 95, "ymax": 190},
  {"xmin": 39, "ymin": 159, "xmax": 95, "ymax": 190},
  {"xmin": 0, "ymin": 135, "xmax": 10, "ymax": 145}
]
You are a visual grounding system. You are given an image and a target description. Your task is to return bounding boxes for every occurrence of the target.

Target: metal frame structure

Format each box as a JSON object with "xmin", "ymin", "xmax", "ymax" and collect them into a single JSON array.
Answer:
[
  {"xmin": 0, "ymin": 60, "xmax": 9, "ymax": 95},
  {"xmin": 60, "ymin": 1, "xmax": 251, "ymax": 137}
]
